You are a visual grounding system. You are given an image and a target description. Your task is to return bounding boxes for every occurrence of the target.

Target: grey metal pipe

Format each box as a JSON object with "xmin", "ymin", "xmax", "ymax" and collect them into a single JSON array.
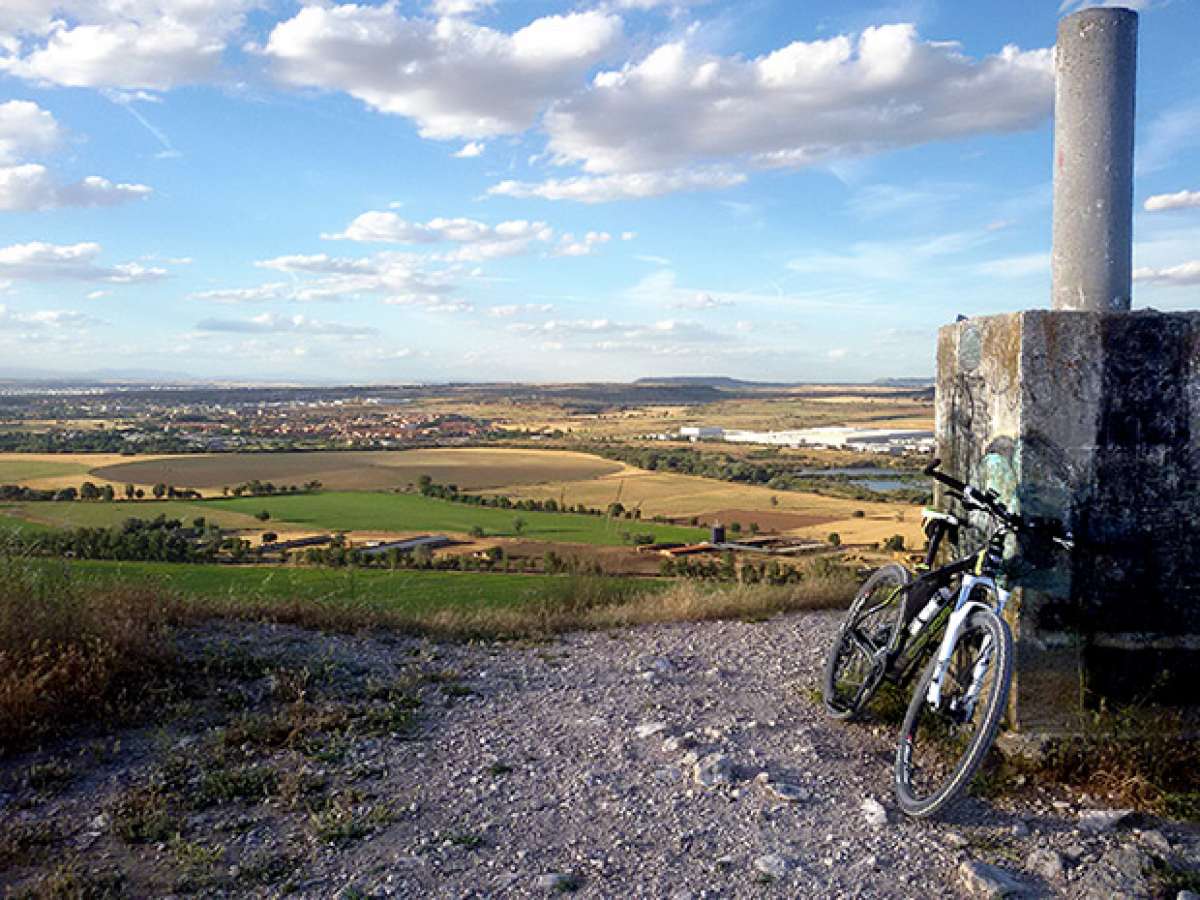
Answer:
[{"xmin": 1051, "ymin": 7, "xmax": 1137, "ymax": 312}]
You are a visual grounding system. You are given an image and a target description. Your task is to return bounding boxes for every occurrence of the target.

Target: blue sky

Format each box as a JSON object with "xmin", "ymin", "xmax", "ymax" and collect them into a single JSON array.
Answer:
[{"xmin": 0, "ymin": 0, "xmax": 1197, "ymax": 383}]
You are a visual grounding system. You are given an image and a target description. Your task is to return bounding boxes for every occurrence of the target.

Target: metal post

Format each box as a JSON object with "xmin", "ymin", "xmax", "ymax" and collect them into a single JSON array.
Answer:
[{"xmin": 1051, "ymin": 7, "xmax": 1137, "ymax": 313}]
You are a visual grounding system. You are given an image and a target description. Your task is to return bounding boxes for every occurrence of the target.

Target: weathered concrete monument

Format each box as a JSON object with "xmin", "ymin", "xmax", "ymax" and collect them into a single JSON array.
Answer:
[{"xmin": 936, "ymin": 8, "xmax": 1199, "ymax": 730}]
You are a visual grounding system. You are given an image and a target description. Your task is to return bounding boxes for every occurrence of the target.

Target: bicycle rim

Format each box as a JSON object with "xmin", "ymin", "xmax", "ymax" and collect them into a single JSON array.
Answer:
[
  {"xmin": 894, "ymin": 608, "xmax": 1012, "ymax": 817},
  {"xmin": 822, "ymin": 564, "xmax": 909, "ymax": 719}
]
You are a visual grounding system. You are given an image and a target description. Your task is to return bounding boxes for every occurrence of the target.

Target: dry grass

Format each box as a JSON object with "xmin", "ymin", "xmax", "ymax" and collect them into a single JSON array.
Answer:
[
  {"xmin": 0, "ymin": 556, "xmax": 176, "ymax": 752},
  {"xmin": 0, "ymin": 552, "xmax": 854, "ymax": 749},
  {"xmin": 1020, "ymin": 707, "xmax": 1200, "ymax": 821}
]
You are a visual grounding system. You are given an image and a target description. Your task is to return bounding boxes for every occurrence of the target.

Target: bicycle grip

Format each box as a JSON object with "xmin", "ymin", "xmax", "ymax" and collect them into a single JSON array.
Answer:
[{"xmin": 923, "ymin": 458, "xmax": 968, "ymax": 493}]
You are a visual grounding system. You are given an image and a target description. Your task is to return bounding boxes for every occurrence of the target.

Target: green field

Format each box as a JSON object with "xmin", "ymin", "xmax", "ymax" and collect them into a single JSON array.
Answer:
[
  {"xmin": 205, "ymin": 492, "xmax": 705, "ymax": 545},
  {"xmin": 0, "ymin": 512, "xmax": 52, "ymax": 536},
  {"xmin": 59, "ymin": 559, "xmax": 665, "ymax": 614},
  {"xmin": 0, "ymin": 491, "xmax": 705, "ymax": 547}
]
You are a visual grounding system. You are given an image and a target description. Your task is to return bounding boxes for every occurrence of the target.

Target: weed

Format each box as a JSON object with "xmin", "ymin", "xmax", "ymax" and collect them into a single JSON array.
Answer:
[
  {"xmin": 111, "ymin": 787, "xmax": 176, "ymax": 844},
  {"xmin": 487, "ymin": 762, "xmax": 513, "ymax": 776},
  {"xmin": 7, "ymin": 859, "xmax": 125, "ymax": 899},
  {"xmin": 0, "ymin": 820, "xmax": 62, "ymax": 868},
  {"xmin": 309, "ymin": 794, "xmax": 396, "ymax": 844},
  {"xmin": 448, "ymin": 831, "xmax": 484, "ymax": 850},
  {"xmin": 23, "ymin": 760, "xmax": 75, "ymax": 795},
  {"xmin": 195, "ymin": 764, "xmax": 278, "ymax": 806}
]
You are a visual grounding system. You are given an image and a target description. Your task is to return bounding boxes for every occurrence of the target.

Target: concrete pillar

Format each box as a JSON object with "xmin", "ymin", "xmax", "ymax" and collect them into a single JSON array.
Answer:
[{"xmin": 1051, "ymin": 8, "xmax": 1137, "ymax": 312}]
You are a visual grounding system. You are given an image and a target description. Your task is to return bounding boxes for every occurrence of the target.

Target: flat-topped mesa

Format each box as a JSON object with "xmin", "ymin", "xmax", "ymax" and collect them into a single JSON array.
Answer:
[{"xmin": 1051, "ymin": 7, "xmax": 1138, "ymax": 313}]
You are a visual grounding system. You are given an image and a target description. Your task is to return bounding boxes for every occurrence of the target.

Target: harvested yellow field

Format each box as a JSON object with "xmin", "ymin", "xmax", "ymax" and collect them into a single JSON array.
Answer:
[
  {"xmin": 477, "ymin": 467, "xmax": 924, "ymax": 547},
  {"xmin": 0, "ymin": 452, "xmax": 177, "ymax": 491}
]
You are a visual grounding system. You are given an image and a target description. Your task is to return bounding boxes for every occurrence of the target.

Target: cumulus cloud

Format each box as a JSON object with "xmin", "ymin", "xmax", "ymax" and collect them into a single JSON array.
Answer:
[
  {"xmin": 195, "ymin": 251, "xmax": 464, "ymax": 309},
  {"xmin": 196, "ymin": 313, "xmax": 378, "ymax": 336},
  {"xmin": 454, "ymin": 141, "xmax": 486, "ymax": 158},
  {"xmin": 0, "ymin": 242, "xmax": 167, "ymax": 283},
  {"xmin": 489, "ymin": 168, "xmax": 746, "ymax": 202},
  {"xmin": 0, "ymin": 100, "xmax": 61, "ymax": 163},
  {"xmin": 260, "ymin": 5, "xmax": 621, "ymax": 140},
  {"xmin": 554, "ymin": 231, "xmax": 611, "ymax": 256},
  {"xmin": 1133, "ymin": 261, "xmax": 1200, "ymax": 286},
  {"xmin": 1144, "ymin": 190, "xmax": 1200, "ymax": 213},
  {"xmin": 325, "ymin": 212, "xmax": 556, "ymax": 261},
  {"xmin": 0, "ymin": 1, "xmax": 256, "ymax": 90},
  {"xmin": 538, "ymin": 24, "xmax": 1051, "ymax": 180},
  {"xmin": 0, "ymin": 164, "xmax": 152, "ymax": 211}
]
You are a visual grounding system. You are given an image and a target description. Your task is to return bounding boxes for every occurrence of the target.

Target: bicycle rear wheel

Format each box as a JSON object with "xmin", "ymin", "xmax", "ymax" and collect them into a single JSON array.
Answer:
[
  {"xmin": 822, "ymin": 563, "xmax": 910, "ymax": 720},
  {"xmin": 894, "ymin": 606, "xmax": 1012, "ymax": 817}
]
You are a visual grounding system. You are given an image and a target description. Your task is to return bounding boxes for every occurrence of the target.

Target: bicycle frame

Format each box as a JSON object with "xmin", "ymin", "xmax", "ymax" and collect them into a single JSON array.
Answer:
[{"xmin": 924, "ymin": 573, "xmax": 1010, "ymax": 709}]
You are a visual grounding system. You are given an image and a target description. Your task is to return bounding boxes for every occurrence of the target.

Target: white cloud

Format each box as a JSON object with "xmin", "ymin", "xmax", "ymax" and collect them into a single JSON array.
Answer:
[
  {"xmin": 487, "ymin": 303, "xmax": 553, "ymax": 316},
  {"xmin": 1144, "ymin": 190, "xmax": 1200, "ymax": 213},
  {"xmin": 86, "ymin": 290, "xmax": 111, "ymax": 300},
  {"xmin": 430, "ymin": 0, "xmax": 494, "ymax": 16},
  {"xmin": 0, "ymin": 100, "xmax": 61, "ymax": 163},
  {"xmin": 668, "ymin": 292, "xmax": 731, "ymax": 310},
  {"xmin": 0, "ymin": 242, "xmax": 167, "ymax": 283},
  {"xmin": 0, "ymin": 1, "xmax": 256, "ymax": 90},
  {"xmin": 828, "ymin": 347, "xmax": 848, "ymax": 360},
  {"xmin": 256, "ymin": 253, "xmax": 378, "ymax": 275},
  {"xmin": 195, "ymin": 251, "xmax": 462, "ymax": 308},
  {"xmin": 554, "ymin": 230, "xmax": 611, "ymax": 256},
  {"xmin": 454, "ymin": 141, "xmax": 486, "ymax": 158},
  {"xmin": 0, "ymin": 164, "xmax": 152, "ymax": 211},
  {"xmin": 621, "ymin": 231, "xmax": 636, "ymax": 241},
  {"xmin": 325, "ymin": 212, "xmax": 556, "ymax": 261},
  {"xmin": 488, "ymin": 168, "xmax": 746, "ymax": 202},
  {"xmin": 191, "ymin": 283, "xmax": 291, "ymax": 304},
  {"xmin": 260, "ymin": 6, "xmax": 621, "ymax": 140},
  {"xmin": 0, "ymin": 304, "xmax": 100, "ymax": 330},
  {"xmin": 196, "ymin": 313, "xmax": 378, "ymax": 336},
  {"xmin": 541, "ymin": 25, "xmax": 1052, "ymax": 178},
  {"xmin": 1133, "ymin": 261, "xmax": 1200, "ymax": 287}
]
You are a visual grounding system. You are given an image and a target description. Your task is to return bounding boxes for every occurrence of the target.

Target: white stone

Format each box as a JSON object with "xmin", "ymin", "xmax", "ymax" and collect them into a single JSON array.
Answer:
[
  {"xmin": 753, "ymin": 854, "xmax": 791, "ymax": 880},
  {"xmin": 860, "ymin": 798, "xmax": 888, "ymax": 827},
  {"xmin": 634, "ymin": 722, "xmax": 668, "ymax": 739}
]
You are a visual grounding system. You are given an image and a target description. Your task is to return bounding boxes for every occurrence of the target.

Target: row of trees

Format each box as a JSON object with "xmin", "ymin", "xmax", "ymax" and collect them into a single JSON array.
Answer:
[
  {"xmin": 11, "ymin": 515, "xmax": 224, "ymax": 563},
  {"xmin": 221, "ymin": 479, "xmax": 322, "ymax": 497},
  {"xmin": 0, "ymin": 431, "xmax": 194, "ymax": 453}
]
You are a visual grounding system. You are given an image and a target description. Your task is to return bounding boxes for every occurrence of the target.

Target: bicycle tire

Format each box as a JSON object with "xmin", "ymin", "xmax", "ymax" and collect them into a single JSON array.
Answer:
[
  {"xmin": 822, "ymin": 563, "xmax": 910, "ymax": 720},
  {"xmin": 894, "ymin": 606, "xmax": 1012, "ymax": 818}
]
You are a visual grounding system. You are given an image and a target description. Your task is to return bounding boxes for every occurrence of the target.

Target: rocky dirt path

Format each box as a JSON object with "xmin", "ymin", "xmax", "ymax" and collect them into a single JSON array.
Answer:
[{"xmin": 2, "ymin": 612, "xmax": 1196, "ymax": 898}]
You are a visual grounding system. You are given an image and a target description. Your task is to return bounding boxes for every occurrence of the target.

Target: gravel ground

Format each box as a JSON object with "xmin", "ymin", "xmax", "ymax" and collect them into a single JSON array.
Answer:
[{"xmin": 1, "ymin": 611, "xmax": 1197, "ymax": 898}]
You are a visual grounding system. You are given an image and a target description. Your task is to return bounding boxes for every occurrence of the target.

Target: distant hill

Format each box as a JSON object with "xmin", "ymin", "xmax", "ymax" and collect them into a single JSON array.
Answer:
[
  {"xmin": 633, "ymin": 376, "xmax": 788, "ymax": 389},
  {"xmin": 872, "ymin": 377, "xmax": 935, "ymax": 388}
]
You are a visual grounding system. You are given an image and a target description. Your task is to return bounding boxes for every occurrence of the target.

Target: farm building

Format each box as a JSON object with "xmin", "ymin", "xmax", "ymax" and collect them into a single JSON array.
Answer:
[{"xmin": 356, "ymin": 535, "xmax": 454, "ymax": 558}]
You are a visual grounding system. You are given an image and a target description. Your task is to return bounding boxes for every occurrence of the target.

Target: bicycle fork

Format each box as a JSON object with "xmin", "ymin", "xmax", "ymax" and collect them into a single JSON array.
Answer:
[{"xmin": 924, "ymin": 576, "xmax": 1007, "ymax": 712}]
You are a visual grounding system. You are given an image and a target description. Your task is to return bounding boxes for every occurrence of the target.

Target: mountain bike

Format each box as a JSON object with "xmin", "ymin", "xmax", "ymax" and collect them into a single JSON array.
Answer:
[{"xmin": 822, "ymin": 459, "xmax": 1072, "ymax": 817}]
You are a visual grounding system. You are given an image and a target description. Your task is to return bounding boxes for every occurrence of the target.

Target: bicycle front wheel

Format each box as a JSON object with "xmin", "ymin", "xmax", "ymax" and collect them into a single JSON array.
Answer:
[
  {"xmin": 894, "ymin": 607, "xmax": 1012, "ymax": 818},
  {"xmin": 822, "ymin": 563, "xmax": 910, "ymax": 720}
]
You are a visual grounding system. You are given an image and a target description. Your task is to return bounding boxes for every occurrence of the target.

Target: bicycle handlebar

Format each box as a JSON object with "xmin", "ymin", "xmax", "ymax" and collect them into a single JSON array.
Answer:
[{"xmin": 924, "ymin": 458, "xmax": 1073, "ymax": 549}]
